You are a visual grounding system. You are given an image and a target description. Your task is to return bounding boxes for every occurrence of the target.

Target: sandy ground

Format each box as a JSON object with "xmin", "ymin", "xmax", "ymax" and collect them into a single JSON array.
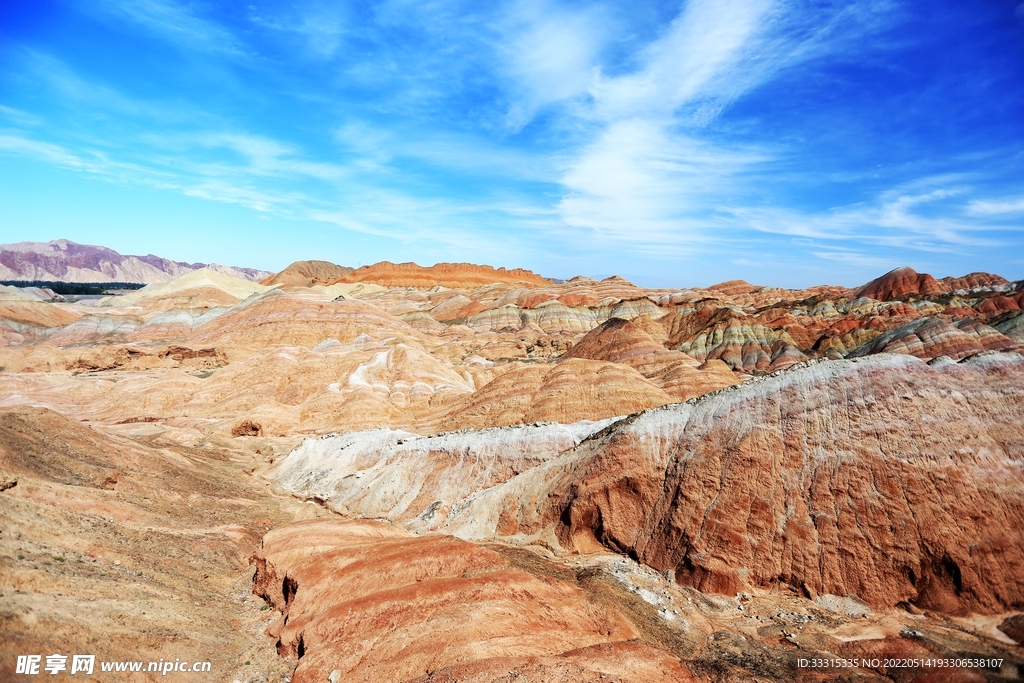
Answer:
[
  {"xmin": 2, "ymin": 406, "xmax": 1022, "ymax": 682},
  {"xmin": 0, "ymin": 407, "xmax": 312, "ymax": 682}
]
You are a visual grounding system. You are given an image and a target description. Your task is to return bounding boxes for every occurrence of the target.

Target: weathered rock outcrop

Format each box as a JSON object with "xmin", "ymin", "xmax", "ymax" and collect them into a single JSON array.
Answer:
[
  {"xmin": 0, "ymin": 301, "xmax": 81, "ymax": 346},
  {"xmin": 272, "ymin": 420, "xmax": 616, "ymax": 527},
  {"xmin": 440, "ymin": 359, "xmax": 672, "ymax": 429},
  {"xmin": 561, "ymin": 317, "xmax": 697, "ymax": 374},
  {"xmin": 275, "ymin": 353, "xmax": 1024, "ymax": 614},
  {"xmin": 251, "ymin": 518, "xmax": 694, "ymax": 683},
  {"xmin": 96, "ymin": 267, "xmax": 271, "ymax": 307},
  {"xmin": 559, "ymin": 317, "xmax": 742, "ymax": 400},
  {"xmin": 337, "ymin": 261, "xmax": 552, "ymax": 289},
  {"xmin": 189, "ymin": 290, "xmax": 420, "ymax": 350},
  {"xmin": 550, "ymin": 353, "xmax": 1024, "ymax": 613},
  {"xmin": 848, "ymin": 317, "xmax": 1020, "ymax": 360},
  {"xmin": 663, "ymin": 306, "xmax": 807, "ymax": 372},
  {"xmin": 260, "ymin": 260, "xmax": 354, "ymax": 287},
  {"xmin": 855, "ymin": 266, "xmax": 1009, "ymax": 301}
]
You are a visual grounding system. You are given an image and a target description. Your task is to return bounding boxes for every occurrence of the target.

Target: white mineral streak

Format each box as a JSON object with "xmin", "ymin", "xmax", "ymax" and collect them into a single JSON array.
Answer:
[{"xmin": 272, "ymin": 417, "xmax": 621, "ymax": 540}]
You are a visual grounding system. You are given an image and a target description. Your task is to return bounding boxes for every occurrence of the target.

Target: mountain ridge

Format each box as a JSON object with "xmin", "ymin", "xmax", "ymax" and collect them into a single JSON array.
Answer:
[{"xmin": 0, "ymin": 239, "xmax": 271, "ymax": 284}]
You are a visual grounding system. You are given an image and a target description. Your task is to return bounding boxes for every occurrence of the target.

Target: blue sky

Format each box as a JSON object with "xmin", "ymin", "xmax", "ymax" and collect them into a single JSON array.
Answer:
[{"xmin": 1, "ymin": 0, "xmax": 1022, "ymax": 287}]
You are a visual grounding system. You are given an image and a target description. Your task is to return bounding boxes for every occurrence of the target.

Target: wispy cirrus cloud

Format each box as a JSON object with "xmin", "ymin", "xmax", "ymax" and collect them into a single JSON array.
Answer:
[
  {"xmin": 589, "ymin": 0, "xmax": 773, "ymax": 122},
  {"xmin": 967, "ymin": 196, "xmax": 1024, "ymax": 215},
  {"xmin": 735, "ymin": 178, "xmax": 1019, "ymax": 251},
  {"xmin": 247, "ymin": 1, "xmax": 349, "ymax": 59},
  {"xmin": 82, "ymin": 0, "xmax": 246, "ymax": 56},
  {"xmin": 546, "ymin": 0, "xmax": 912, "ymax": 256},
  {"xmin": 556, "ymin": 120, "xmax": 765, "ymax": 246},
  {"xmin": 0, "ymin": 133, "xmax": 88, "ymax": 169},
  {"xmin": 491, "ymin": 0, "xmax": 610, "ymax": 131}
]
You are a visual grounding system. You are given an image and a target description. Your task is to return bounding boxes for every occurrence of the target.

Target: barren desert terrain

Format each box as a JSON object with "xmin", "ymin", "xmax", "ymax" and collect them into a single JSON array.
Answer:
[{"xmin": 2, "ymin": 254, "xmax": 1023, "ymax": 682}]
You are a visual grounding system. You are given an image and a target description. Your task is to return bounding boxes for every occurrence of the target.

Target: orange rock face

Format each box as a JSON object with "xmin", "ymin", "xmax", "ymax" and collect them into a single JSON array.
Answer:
[
  {"xmin": 272, "ymin": 352, "xmax": 1024, "ymax": 615},
  {"xmin": 252, "ymin": 518, "xmax": 694, "ymax": 683},
  {"xmin": 260, "ymin": 259, "xmax": 354, "ymax": 287},
  {"xmin": 856, "ymin": 266, "xmax": 1009, "ymax": 301},
  {"xmin": 849, "ymin": 317, "xmax": 1020, "ymax": 360},
  {"xmin": 560, "ymin": 317, "xmax": 742, "ymax": 400},
  {"xmin": 336, "ymin": 261, "xmax": 552, "ymax": 289},
  {"xmin": 553, "ymin": 354, "xmax": 1024, "ymax": 613},
  {"xmin": 4, "ymin": 258, "xmax": 1024, "ymax": 683},
  {"xmin": 441, "ymin": 358, "xmax": 674, "ymax": 429},
  {"xmin": 662, "ymin": 306, "xmax": 807, "ymax": 372},
  {"xmin": 188, "ymin": 289, "xmax": 421, "ymax": 352}
]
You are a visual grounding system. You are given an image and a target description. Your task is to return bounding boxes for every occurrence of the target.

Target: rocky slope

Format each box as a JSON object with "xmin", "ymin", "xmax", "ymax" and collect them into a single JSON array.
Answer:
[
  {"xmin": 0, "ymin": 407, "xmax": 306, "ymax": 683},
  {"xmin": 252, "ymin": 518, "xmax": 696, "ymax": 683},
  {"xmin": 336, "ymin": 260, "xmax": 552, "ymax": 289},
  {"xmin": 2, "ymin": 263, "xmax": 1023, "ymax": 440},
  {"xmin": 855, "ymin": 266, "xmax": 1010, "ymax": 301},
  {"xmin": 0, "ymin": 239, "xmax": 270, "ymax": 283},
  {"xmin": 273, "ymin": 352, "xmax": 1024, "ymax": 615},
  {"xmin": 547, "ymin": 353, "xmax": 1024, "ymax": 614},
  {"xmin": 260, "ymin": 260, "xmax": 354, "ymax": 287},
  {"xmin": 3, "ymin": 257, "xmax": 1023, "ymax": 683}
]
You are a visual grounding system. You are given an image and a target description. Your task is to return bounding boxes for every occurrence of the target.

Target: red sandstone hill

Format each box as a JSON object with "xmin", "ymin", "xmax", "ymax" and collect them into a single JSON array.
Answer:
[
  {"xmin": 855, "ymin": 266, "xmax": 1009, "ymax": 301},
  {"xmin": 705, "ymin": 279, "xmax": 761, "ymax": 296},
  {"xmin": 549, "ymin": 354, "xmax": 1024, "ymax": 614},
  {"xmin": 335, "ymin": 261, "xmax": 553, "ymax": 289},
  {"xmin": 260, "ymin": 260, "xmax": 354, "ymax": 287},
  {"xmin": 274, "ymin": 353, "xmax": 1024, "ymax": 615}
]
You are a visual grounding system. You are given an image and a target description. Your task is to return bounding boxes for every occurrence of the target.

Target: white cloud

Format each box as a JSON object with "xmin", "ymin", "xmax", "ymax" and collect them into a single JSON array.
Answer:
[
  {"xmin": 248, "ymin": 2, "xmax": 348, "ymax": 59},
  {"xmin": 194, "ymin": 133, "xmax": 348, "ymax": 181},
  {"xmin": 811, "ymin": 250, "xmax": 900, "ymax": 269},
  {"xmin": 540, "ymin": 0, "xmax": 917, "ymax": 255},
  {"xmin": 0, "ymin": 133, "xmax": 86, "ymax": 169},
  {"xmin": 735, "ymin": 180, "xmax": 1015, "ymax": 251},
  {"xmin": 967, "ymin": 196, "xmax": 1024, "ymax": 215},
  {"xmin": 556, "ymin": 119, "xmax": 764, "ymax": 243},
  {"xmin": 86, "ymin": 0, "xmax": 245, "ymax": 56},
  {"xmin": 544, "ymin": 0, "xmax": 784, "ymax": 249},
  {"xmin": 590, "ymin": 0, "xmax": 773, "ymax": 122},
  {"xmin": 493, "ymin": 0, "xmax": 609, "ymax": 130},
  {"xmin": 0, "ymin": 105, "xmax": 43, "ymax": 127}
]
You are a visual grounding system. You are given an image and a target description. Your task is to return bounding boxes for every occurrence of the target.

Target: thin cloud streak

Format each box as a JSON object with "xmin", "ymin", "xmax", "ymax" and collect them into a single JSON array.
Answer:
[{"xmin": 83, "ymin": 0, "xmax": 246, "ymax": 57}]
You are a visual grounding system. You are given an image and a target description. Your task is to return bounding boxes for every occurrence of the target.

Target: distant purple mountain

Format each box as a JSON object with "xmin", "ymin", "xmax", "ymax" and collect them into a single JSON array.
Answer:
[{"xmin": 0, "ymin": 239, "xmax": 271, "ymax": 284}]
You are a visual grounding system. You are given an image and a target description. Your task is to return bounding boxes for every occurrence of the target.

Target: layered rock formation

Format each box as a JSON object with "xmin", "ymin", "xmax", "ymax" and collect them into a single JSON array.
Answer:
[
  {"xmin": 95, "ymin": 267, "xmax": 272, "ymax": 308},
  {"xmin": 0, "ymin": 407, "xmax": 301, "ymax": 683},
  {"xmin": 251, "ymin": 519, "xmax": 694, "ymax": 683},
  {"xmin": 0, "ymin": 300, "xmax": 81, "ymax": 346},
  {"xmin": 274, "ymin": 352, "xmax": 1024, "ymax": 615},
  {"xmin": 337, "ymin": 261, "xmax": 552, "ymax": 289},
  {"xmin": 187, "ymin": 289, "xmax": 421, "ymax": 353},
  {"xmin": 848, "ymin": 317, "xmax": 1021, "ymax": 360},
  {"xmin": 439, "ymin": 359, "xmax": 673, "ymax": 429},
  {"xmin": 663, "ymin": 306, "xmax": 807, "ymax": 372},
  {"xmin": 547, "ymin": 353, "xmax": 1024, "ymax": 613},
  {"xmin": 272, "ymin": 420, "xmax": 616, "ymax": 526},
  {"xmin": 855, "ymin": 266, "xmax": 1010, "ymax": 301},
  {"xmin": 260, "ymin": 260, "xmax": 354, "ymax": 287},
  {"xmin": 0, "ymin": 239, "xmax": 270, "ymax": 283},
  {"xmin": 4, "ymin": 253, "xmax": 1024, "ymax": 683},
  {"xmin": 559, "ymin": 317, "xmax": 741, "ymax": 400}
]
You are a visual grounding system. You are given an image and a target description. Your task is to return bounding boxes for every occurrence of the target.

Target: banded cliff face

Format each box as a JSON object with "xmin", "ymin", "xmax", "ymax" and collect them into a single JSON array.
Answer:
[
  {"xmin": 855, "ymin": 266, "xmax": 1009, "ymax": 301},
  {"xmin": 336, "ymin": 261, "xmax": 552, "ymax": 289},
  {"xmin": 251, "ymin": 519, "xmax": 695, "ymax": 683},
  {"xmin": 554, "ymin": 353, "xmax": 1024, "ymax": 614},
  {"xmin": 273, "ymin": 352, "xmax": 1024, "ymax": 614}
]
